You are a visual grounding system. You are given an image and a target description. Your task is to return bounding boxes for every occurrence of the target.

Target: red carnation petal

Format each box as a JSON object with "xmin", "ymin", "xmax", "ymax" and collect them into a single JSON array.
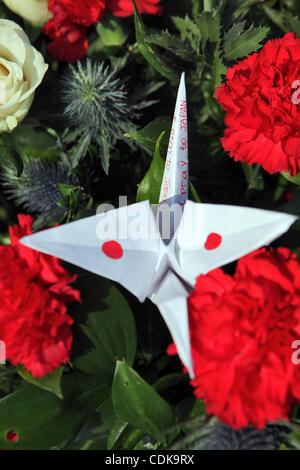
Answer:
[
  {"xmin": 107, "ymin": 0, "xmax": 162, "ymax": 17},
  {"xmin": 204, "ymin": 233, "xmax": 222, "ymax": 250},
  {"xmin": 0, "ymin": 215, "xmax": 80, "ymax": 378},
  {"xmin": 6, "ymin": 431, "xmax": 18, "ymax": 442},
  {"xmin": 47, "ymin": 35, "xmax": 88, "ymax": 63},
  {"xmin": 102, "ymin": 241, "xmax": 124, "ymax": 259},
  {"xmin": 215, "ymin": 32, "xmax": 300, "ymax": 175},
  {"xmin": 169, "ymin": 245, "xmax": 300, "ymax": 430}
]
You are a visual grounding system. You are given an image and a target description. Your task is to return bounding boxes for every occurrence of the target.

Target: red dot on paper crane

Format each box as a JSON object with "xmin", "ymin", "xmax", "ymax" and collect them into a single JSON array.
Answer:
[
  {"xmin": 102, "ymin": 241, "xmax": 123, "ymax": 259},
  {"xmin": 205, "ymin": 233, "xmax": 222, "ymax": 250},
  {"xmin": 6, "ymin": 431, "xmax": 19, "ymax": 442}
]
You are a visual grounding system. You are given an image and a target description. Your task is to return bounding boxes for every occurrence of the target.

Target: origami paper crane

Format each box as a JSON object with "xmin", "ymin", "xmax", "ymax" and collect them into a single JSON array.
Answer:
[{"xmin": 21, "ymin": 73, "xmax": 296, "ymax": 378}]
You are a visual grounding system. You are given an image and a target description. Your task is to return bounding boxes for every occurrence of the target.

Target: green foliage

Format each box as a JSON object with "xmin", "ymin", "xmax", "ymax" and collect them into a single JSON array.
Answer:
[
  {"xmin": 0, "ymin": 145, "xmax": 23, "ymax": 177},
  {"xmin": 263, "ymin": 4, "xmax": 300, "ymax": 36},
  {"xmin": 112, "ymin": 361, "xmax": 175, "ymax": 442},
  {"xmin": 282, "ymin": 171, "xmax": 300, "ymax": 186},
  {"xmin": 132, "ymin": 0, "xmax": 180, "ymax": 82},
  {"xmin": 17, "ymin": 365, "xmax": 64, "ymax": 399},
  {"xmin": 140, "ymin": 3, "xmax": 269, "ymax": 94},
  {"xmin": 0, "ymin": 373, "xmax": 108, "ymax": 450},
  {"xmin": 223, "ymin": 21, "xmax": 269, "ymax": 60},
  {"xmin": 145, "ymin": 30, "xmax": 197, "ymax": 62},
  {"xmin": 96, "ymin": 16, "xmax": 128, "ymax": 47},
  {"xmin": 0, "ymin": 276, "xmax": 139, "ymax": 449},
  {"xmin": 74, "ymin": 285, "xmax": 137, "ymax": 379},
  {"xmin": 136, "ymin": 131, "xmax": 166, "ymax": 204},
  {"xmin": 125, "ymin": 116, "xmax": 171, "ymax": 156},
  {"xmin": 0, "ymin": 126, "xmax": 58, "ymax": 160}
]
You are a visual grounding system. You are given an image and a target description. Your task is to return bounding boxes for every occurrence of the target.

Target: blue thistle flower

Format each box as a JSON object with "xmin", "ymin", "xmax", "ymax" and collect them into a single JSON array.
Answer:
[
  {"xmin": 181, "ymin": 421, "xmax": 291, "ymax": 450},
  {"xmin": 1, "ymin": 156, "xmax": 76, "ymax": 223},
  {"xmin": 61, "ymin": 59, "xmax": 163, "ymax": 173}
]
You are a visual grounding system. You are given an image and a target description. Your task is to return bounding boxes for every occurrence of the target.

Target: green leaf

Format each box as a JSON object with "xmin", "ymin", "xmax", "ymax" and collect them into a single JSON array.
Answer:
[
  {"xmin": 0, "ymin": 145, "xmax": 23, "ymax": 177},
  {"xmin": 112, "ymin": 361, "xmax": 175, "ymax": 442},
  {"xmin": 107, "ymin": 417, "xmax": 128, "ymax": 450},
  {"xmin": 282, "ymin": 171, "xmax": 300, "ymax": 186},
  {"xmin": 0, "ymin": 126, "xmax": 57, "ymax": 160},
  {"xmin": 172, "ymin": 15, "xmax": 201, "ymax": 54},
  {"xmin": 57, "ymin": 196, "xmax": 70, "ymax": 209},
  {"xmin": 132, "ymin": 0, "xmax": 179, "ymax": 82},
  {"xmin": 241, "ymin": 163, "xmax": 264, "ymax": 191},
  {"xmin": 0, "ymin": 373, "xmax": 109, "ymax": 449},
  {"xmin": 189, "ymin": 182, "xmax": 202, "ymax": 202},
  {"xmin": 17, "ymin": 365, "xmax": 64, "ymax": 399},
  {"xmin": 195, "ymin": 11, "xmax": 221, "ymax": 45},
  {"xmin": 262, "ymin": 5, "xmax": 287, "ymax": 33},
  {"xmin": 125, "ymin": 116, "xmax": 171, "ymax": 156},
  {"xmin": 96, "ymin": 16, "xmax": 128, "ymax": 46},
  {"xmin": 153, "ymin": 373, "xmax": 188, "ymax": 392},
  {"xmin": 262, "ymin": 7, "xmax": 300, "ymax": 38},
  {"xmin": 223, "ymin": 24, "xmax": 269, "ymax": 60},
  {"xmin": 74, "ymin": 284, "xmax": 137, "ymax": 380},
  {"xmin": 223, "ymin": 21, "xmax": 246, "ymax": 55},
  {"xmin": 189, "ymin": 398, "xmax": 206, "ymax": 418},
  {"xmin": 107, "ymin": 418, "xmax": 145, "ymax": 450},
  {"xmin": 284, "ymin": 11, "xmax": 300, "ymax": 38},
  {"xmin": 57, "ymin": 183, "xmax": 77, "ymax": 196},
  {"xmin": 211, "ymin": 56, "xmax": 227, "ymax": 91},
  {"xmin": 145, "ymin": 30, "xmax": 197, "ymax": 62},
  {"xmin": 0, "ymin": 278, "xmax": 136, "ymax": 450},
  {"xmin": 136, "ymin": 131, "xmax": 165, "ymax": 204}
]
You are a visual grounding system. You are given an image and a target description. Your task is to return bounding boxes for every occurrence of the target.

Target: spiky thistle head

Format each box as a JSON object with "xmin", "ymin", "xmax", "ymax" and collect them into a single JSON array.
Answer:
[
  {"xmin": 61, "ymin": 60, "xmax": 135, "ymax": 140},
  {"xmin": 1, "ymin": 156, "xmax": 76, "ymax": 222},
  {"xmin": 61, "ymin": 59, "xmax": 163, "ymax": 173},
  {"xmin": 182, "ymin": 422, "xmax": 292, "ymax": 450}
]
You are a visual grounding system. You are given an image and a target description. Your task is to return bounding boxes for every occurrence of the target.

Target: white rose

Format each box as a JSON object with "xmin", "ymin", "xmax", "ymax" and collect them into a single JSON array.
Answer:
[
  {"xmin": 2, "ymin": 0, "xmax": 52, "ymax": 26},
  {"xmin": 0, "ymin": 19, "xmax": 48, "ymax": 133}
]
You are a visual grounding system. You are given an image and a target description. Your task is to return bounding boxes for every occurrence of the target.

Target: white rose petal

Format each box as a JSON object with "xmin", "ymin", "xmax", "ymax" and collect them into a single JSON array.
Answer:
[
  {"xmin": 0, "ymin": 19, "xmax": 48, "ymax": 132},
  {"xmin": 3, "ymin": 0, "xmax": 52, "ymax": 26}
]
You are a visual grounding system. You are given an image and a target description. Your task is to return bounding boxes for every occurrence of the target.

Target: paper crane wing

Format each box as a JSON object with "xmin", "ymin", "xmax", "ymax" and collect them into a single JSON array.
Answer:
[
  {"xmin": 21, "ymin": 200, "xmax": 161, "ymax": 302},
  {"xmin": 174, "ymin": 200, "xmax": 297, "ymax": 285}
]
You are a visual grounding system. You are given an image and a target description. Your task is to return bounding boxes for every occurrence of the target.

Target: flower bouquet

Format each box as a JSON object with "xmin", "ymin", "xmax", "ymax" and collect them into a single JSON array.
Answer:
[{"xmin": 0, "ymin": 0, "xmax": 300, "ymax": 452}]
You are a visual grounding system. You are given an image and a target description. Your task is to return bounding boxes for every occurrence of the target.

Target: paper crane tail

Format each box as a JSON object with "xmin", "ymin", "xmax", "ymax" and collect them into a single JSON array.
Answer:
[{"xmin": 151, "ymin": 271, "xmax": 194, "ymax": 378}]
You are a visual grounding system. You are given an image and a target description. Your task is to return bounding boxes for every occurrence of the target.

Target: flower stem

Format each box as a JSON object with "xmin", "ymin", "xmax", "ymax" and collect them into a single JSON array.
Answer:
[{"xmin": 204, "ymin": 0, "xmax": 212, "ymax": 12}]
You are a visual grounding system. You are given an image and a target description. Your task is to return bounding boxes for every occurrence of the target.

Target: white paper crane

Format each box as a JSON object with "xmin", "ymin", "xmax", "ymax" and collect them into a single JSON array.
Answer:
[{"xmin": 20, "ymin": 73, "xmax": 296, "ymax": 378}]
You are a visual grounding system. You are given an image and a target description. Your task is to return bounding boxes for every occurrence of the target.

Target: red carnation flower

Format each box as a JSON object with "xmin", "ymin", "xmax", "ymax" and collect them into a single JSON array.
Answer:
[
  {"xmin": 0, "ymin": 215, "xmax": 81, "ymax": 377},
  {"xmin": 216, "ymin": 33, "xmax": 300, "ymax": 176},
  {"xmin": 107, "ymin": 0, "xmax": 162, "ymax": 17},
  {"xmin": 43, "ymin": 1, "xmax": 88, "ymax": 62},
  {"xmin": 50, "ymin": 0, "xmax": 106, "ymax": 27},
  {"xmin": 43, "ymin": 0, "xmax": 162, "ymax": 61},
  {"xmin": 168, "ymin": 247, "xmax": 300, "ymax": 430}
]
